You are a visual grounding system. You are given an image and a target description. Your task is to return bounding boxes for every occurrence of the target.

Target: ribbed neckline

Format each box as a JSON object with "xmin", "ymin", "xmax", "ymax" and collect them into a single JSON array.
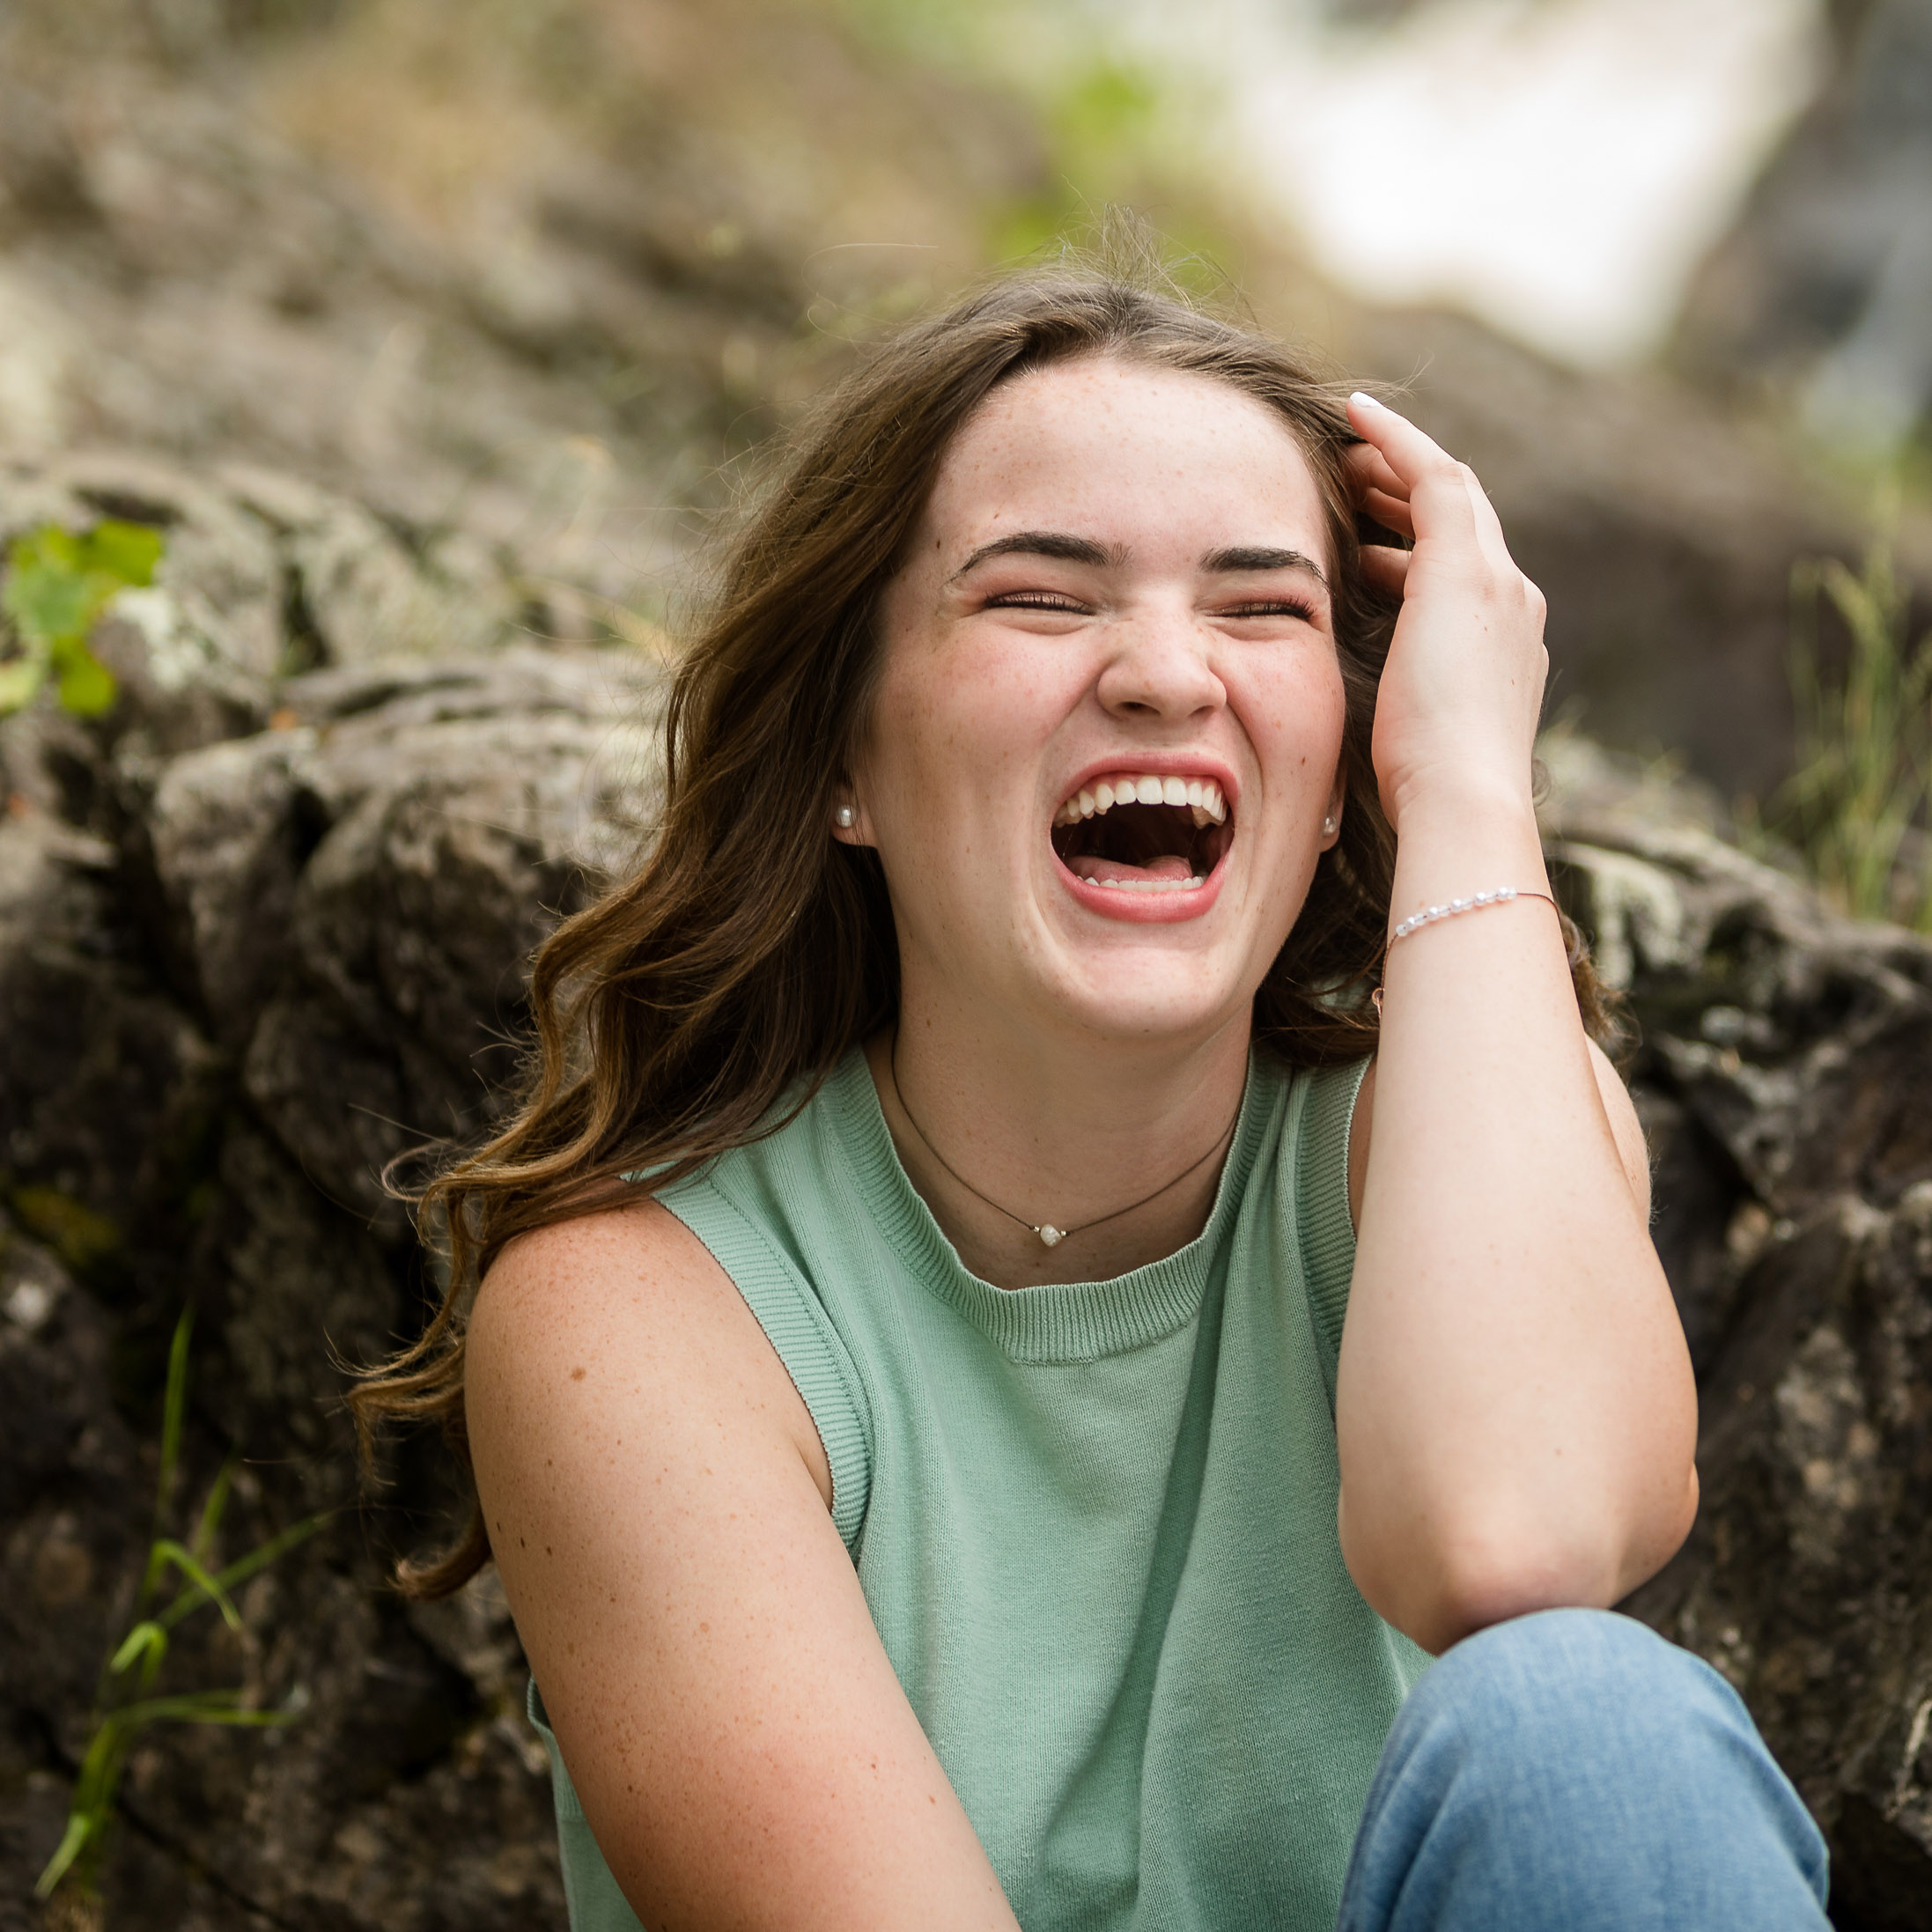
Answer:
[{"xmin": 823, "ymin": 1047, "xmax": 1282, "ymax": 1365}]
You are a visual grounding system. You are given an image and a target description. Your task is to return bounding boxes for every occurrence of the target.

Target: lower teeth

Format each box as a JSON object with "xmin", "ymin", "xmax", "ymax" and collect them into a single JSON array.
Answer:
[{"xmin": 1098, "ymin": 876, "xmax": 1207, "ymax": 892}]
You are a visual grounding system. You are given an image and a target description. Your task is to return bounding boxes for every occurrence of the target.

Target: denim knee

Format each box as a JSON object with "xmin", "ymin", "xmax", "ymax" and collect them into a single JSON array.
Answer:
[
  {"xmin": 1398, "ymin": 1605, "xmax": 1751, "ymax": 1772},
  {"xmin": 1338, "ymin": 1609, "xmax": 1832, "ymax": 1932}
]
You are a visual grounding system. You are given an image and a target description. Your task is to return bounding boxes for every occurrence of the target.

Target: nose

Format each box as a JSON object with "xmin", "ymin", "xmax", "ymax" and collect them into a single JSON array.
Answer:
[{"xmin": 1094, "ymin": 605, "xmax": 1227, "ymax": 722}]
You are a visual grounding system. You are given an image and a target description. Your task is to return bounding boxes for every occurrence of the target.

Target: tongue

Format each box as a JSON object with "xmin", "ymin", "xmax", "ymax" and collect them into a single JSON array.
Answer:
[{"xmin": 1068, "ymin": 852, "xmax": 1195, "ymax": 885}]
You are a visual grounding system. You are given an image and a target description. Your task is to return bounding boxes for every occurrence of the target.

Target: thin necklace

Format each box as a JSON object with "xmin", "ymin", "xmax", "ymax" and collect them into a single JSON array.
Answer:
[{"xmin": 886, "ymin": 1035, "xmax": 1243, "ymax": 1249}]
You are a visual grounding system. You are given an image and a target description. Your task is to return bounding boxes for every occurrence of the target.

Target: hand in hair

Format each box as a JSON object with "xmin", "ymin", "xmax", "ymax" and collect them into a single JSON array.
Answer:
[{"xmin": 1342, "ymin": 395, "xmax": 1551, "ymax": 837}]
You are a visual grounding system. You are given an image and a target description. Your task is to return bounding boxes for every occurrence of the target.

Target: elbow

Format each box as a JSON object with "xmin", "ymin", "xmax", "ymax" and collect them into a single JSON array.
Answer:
[
  {"xmin": 1625, "ymin": 1458, "xmax": 1700, "ymax": 1593},
  {"xmin": 1339, "ymin": 1476, "xmax": 1699, "ymax": 1658},
  {"xmin": 1342, "ymin": 1509, "xmax": 1605, "ymax": 1656}
]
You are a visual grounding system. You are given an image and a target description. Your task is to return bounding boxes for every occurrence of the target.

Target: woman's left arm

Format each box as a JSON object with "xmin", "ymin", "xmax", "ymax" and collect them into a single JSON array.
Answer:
[{"xmin": 1333, "ymin": 395, "xmax": 1698, "ymax": 1657}]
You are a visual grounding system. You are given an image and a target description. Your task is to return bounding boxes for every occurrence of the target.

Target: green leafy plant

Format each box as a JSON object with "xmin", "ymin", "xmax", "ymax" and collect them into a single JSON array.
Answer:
[
  {"xmin": 1772, "ymin": 535, "xmax": 1932, "ymax": 929},
  {"xmin": 0, "ymin": 520, "xmax": 165, "ymax": 719},
  {"xmin": 36, "ymin": 1308, "xmax": 327, "ymax": 1913}
]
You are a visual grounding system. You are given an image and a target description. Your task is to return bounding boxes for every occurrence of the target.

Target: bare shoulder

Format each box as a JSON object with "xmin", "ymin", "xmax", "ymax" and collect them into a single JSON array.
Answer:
[
  {"xmin": 1345, "ymin": 1038, "xmax": 1648, "ymax": 1234},
  {"xmin": 467, "ymin": 1194, "xmax": 832, "ymax": 1515},
  {"xmin": 462, "ymin": 1198, "xmax": 1016, "ymax": 1928}
]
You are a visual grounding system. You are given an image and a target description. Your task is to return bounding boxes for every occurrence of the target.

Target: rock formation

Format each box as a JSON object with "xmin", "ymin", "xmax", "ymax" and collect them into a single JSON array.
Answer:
[
  {"xmin": 1546, "ymin": 736, "xmax": 1932, "ymax": 1928},
  {"xmin": 1, "ymin": 454, "xmax": 664, "ymax": 1929}
]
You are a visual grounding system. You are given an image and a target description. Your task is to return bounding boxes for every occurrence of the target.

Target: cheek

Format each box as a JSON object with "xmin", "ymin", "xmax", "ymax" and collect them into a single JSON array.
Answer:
[
  {"xmin": 1242, "ymin": 651, "xmax": 1349, "ymax": 790},
  {"xmin": 868, "ymin": 630, "xmax": 1076, "ymax": 796},
  {"xmin": 859, "ymin": 616, "xmax": 952, "ymax": 800}
]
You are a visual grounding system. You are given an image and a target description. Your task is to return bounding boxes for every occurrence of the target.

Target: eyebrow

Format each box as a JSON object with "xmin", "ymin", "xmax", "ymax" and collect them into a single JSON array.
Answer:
[
  {"xmin": 1202, "ymin": 545, "xmax": 1330, "ymax": 586},
  {"xmin": 950, "ymin": 531, "xmax": 1329, "ymax": 588},
  {"xmin": 951, "ymin": 531, "xmax": 1126, "ymax": 579}
]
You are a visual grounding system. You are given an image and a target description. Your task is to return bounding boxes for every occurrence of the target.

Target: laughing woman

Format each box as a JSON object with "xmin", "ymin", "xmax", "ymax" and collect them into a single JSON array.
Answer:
[{"xmin": 357, "ymin": 270, "xmax": 1832, "ymax": 1930}]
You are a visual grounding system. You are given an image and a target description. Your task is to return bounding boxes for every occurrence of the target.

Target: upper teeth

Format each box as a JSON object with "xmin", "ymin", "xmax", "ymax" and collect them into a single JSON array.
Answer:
[{"xmin": 1053, "ymin": 773, "xmax": 1228, "ymax": 829}]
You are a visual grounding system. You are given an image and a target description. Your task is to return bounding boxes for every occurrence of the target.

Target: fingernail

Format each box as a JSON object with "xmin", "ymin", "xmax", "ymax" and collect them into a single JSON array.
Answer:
[{"xmin": 1350, "ymin": 391, "xmax": 1383, "ymax": 410}]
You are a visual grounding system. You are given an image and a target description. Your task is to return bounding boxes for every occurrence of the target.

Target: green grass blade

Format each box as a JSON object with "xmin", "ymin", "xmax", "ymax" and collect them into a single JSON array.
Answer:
[
  {"xmin": 153, "ymin": 1307, "xmax": 194, "ymax": 1530},
  {"xmin": 70, "ymin": 1712, "xmax": 127, "ymax": 1817},
  {"xmin": 116, "ymin": 1692, "xmax": 294, "ymax": 1728},
  {"xmin": 1775, "ymin": 538, "xmax": 1932, "ymax": 923},
  {"xmin": 151, "ymin": 1540, "xmax": 242, "ymax": 1631},
  {"xmin": 142, "ymin": 1307, "xmax": 196, "ymax": 1608},
  {"xmin": 115, "ymin": 1689, "xmax": 241, "ymax": 1722},
  {"xmin": 47, "ymin": 1290, "xmax": 320, "ymax": 1908},
  {"xmin": 159, "ymin": 1511, "xmax": 329, "ymax": 1633},
  {"xmin": 109, "ymin": 1619, "xmax": 167, "ymax": 1678},
  {"xmin": 159, "ymin": 1308, "xmax": 192, "ymax": 1498},
  {"xmin": 33, "ymin": 1812, "xmax": 92, "ymax": 1899},
  {"xmin": 190, "ymin": 1454, "xmax": 239, "ymax": 1564}
]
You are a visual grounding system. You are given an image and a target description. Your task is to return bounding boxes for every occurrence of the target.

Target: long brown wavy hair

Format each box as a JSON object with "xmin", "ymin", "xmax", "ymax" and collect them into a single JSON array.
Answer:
[{"xmin": 352, "ymin": 259, "xmax": 1616, "ymax": 1597}]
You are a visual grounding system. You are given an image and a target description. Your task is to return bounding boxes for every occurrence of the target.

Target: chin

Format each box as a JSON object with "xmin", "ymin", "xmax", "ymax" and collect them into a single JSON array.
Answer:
[{"xmin": 1050, "ymin": 960, "xmax": 1249, "ymax": 1048}]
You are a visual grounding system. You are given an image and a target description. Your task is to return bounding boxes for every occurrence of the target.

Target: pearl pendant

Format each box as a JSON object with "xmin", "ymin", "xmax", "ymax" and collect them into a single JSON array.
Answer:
[{"xmin": 1036, "ymin": 1224, "xmax": 1066, "ymax": 1247}]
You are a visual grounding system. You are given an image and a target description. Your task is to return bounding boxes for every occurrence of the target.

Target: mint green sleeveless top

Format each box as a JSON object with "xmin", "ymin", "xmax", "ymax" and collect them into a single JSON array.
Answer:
[{"xmin": 529, "ymin": 1046, "xmax": 1427, "ymax": 1931}]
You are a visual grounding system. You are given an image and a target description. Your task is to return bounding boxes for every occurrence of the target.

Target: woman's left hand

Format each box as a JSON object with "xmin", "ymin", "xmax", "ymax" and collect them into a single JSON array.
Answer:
[{"xmin": 1343, "ymin": 395, "xmax": 1549, "ymax": 837}]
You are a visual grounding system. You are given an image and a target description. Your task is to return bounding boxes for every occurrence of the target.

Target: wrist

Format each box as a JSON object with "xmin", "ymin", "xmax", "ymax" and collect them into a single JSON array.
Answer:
[
  {"xmin": 1384, "ymin": 771, "xmax": 1539, "ymax": 844},
  {"xmin": 1385, "ymin": 780, "xmax": 1548, "ymax": 925}
]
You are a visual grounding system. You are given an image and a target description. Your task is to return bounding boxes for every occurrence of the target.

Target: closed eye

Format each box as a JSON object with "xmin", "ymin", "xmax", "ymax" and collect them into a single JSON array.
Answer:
[
  {"xmin": 983, "ymin": 591, "xmax": 1089, "ymax": 613},
  {"xmin": 1224, "ymin": 600, "xmax": 1317, "ymax": 622}
]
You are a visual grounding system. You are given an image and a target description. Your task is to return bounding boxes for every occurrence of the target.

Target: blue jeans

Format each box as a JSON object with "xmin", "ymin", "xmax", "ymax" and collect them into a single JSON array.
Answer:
[{"xmin": 1338, "ymin": 1609, "xmax": 1832, "ymax": 1931}]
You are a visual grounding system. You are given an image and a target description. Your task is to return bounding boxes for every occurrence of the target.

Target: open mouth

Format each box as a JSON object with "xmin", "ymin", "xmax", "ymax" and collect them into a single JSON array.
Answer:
[{"xmin": 1050, "ymin": 771, "xmax": 1233, "ymax": 893}]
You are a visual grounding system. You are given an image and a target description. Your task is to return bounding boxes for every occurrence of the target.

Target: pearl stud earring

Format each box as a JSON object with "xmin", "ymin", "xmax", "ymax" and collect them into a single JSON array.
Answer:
[
  {"xmin": 1323, "ymin": 815, "xmax": 1337, "ymax": 835},
  {"xmin": 834, "ymin": 805, "xmax": 856, "ymax": 829}
]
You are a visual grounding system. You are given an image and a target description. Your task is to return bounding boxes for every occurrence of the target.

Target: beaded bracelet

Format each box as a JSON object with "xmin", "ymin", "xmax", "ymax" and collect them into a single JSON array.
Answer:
[
  {"xmin": 1371, "ymin": 887, "xmax": 1560, "ymax": 1014},
  {"xmin": 1389, "ymin": 885, "xmax": 1559, "ymax": 945}
]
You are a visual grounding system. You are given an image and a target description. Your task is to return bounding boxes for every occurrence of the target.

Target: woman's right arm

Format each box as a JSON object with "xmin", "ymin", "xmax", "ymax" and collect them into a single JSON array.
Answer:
[{"xmin": 467, "ymin": 1201, "xmax": 1021, "ymax": 1932}]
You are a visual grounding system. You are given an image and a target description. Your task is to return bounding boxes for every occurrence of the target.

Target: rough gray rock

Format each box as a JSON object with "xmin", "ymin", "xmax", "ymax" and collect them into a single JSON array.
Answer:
[
  {"xmin": 0, "ymin": 1230, "xmax": 146, "ymax": 1932},
  {"xmin": 0, "ymin": 546, "xmax": 660, "ymax": 1925},
  {"xmin": 1542, "ymin": 737, "xmax": 1932, "ymax": 1924},
  {"xmin": 0, "ymin": 802, "xmax": 225, "ymax": 1287},
  {"xmin": 0, "ymin": 451, "xmax": 535, "ymax": 722},
  {"xmin": 0, "ymin": 5, "xmax": 783, "ymax": 606},
  {"xmin": 157, "ymin": 648, "xmax": 663, "ymax": 1233}
]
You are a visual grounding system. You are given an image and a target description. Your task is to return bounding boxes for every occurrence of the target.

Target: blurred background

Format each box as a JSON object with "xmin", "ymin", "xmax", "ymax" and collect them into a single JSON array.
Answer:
[{"xmin": 2, "ymin": 0, "xmax": 1928, "ymax": 823}]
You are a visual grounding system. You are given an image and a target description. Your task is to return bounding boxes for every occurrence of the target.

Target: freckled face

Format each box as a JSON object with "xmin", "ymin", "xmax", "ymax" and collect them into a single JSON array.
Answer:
[{"xmin": 845, "ymin": 356, "xmax": 1348, "ymax": 1047}]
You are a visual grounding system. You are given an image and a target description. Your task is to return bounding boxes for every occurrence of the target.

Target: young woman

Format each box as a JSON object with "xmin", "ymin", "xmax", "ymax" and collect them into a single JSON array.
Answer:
[{"xmin": 358, "ymin": 270, "xmax": 1832, "ymax": 1929}]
